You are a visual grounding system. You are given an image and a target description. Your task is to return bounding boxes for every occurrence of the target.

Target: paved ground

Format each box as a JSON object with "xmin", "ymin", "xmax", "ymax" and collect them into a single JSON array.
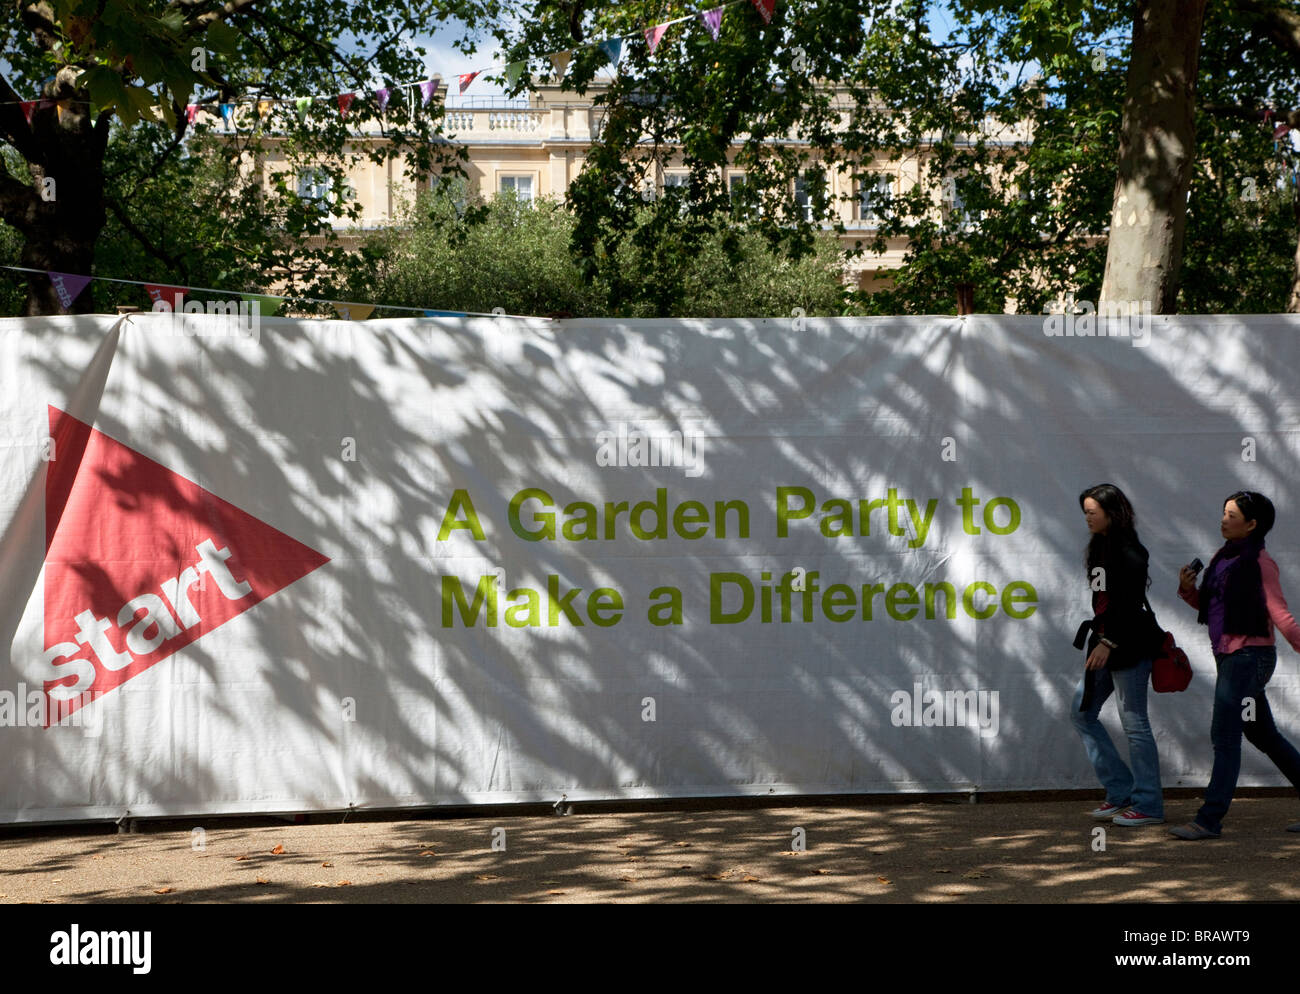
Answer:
[{"xmin": 1, "ymin": 794, "xmax": 1298, "ymax": 903}]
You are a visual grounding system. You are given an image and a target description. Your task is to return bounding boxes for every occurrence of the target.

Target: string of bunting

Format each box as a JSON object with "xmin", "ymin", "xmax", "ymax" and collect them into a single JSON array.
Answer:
[
  {"xmin": 0, "ymin": 265, "xmax": 550, "ymax": 320},
  {"xmin": 3, "ymin": 0, "xmax": 774, "ymax": 125}
]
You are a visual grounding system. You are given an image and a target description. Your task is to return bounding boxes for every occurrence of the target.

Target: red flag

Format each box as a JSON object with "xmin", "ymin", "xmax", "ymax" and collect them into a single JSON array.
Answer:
[
  {"xmin": 645, "ymin": 24, "xmax": 669, "ymax": 55},
  {"xmin": 337, "ymin": 93, "xmax": 355, "ymax": 118},
  {"xmin": 184, "ymin": 104, "xmax": 199, "ymax": 124},
  {"xmin": 21, "ymin": 100, "xmax": 37, "ymax": 124},
  {"xmin": 144, "ymin": 284, "xmax": 188, "ymax": 311},
  {"xmin": 749, "ymin": 0, "xmax": 776, "ymax": 24},
  {"xmin": 458, "ymin": 71, "xmax": 480, "ymax": 94}
]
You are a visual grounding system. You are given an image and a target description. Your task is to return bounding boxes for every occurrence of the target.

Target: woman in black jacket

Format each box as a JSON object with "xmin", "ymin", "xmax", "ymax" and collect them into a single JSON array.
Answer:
[{"xmin": 1070, "ymin": 484, "xmax": 1165, "ymax": 826}]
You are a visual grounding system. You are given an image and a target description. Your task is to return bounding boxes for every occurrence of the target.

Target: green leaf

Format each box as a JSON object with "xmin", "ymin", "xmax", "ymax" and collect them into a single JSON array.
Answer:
[{"xmin": 205, "ymin": 20, "xmax": 241, "ymax": 56}]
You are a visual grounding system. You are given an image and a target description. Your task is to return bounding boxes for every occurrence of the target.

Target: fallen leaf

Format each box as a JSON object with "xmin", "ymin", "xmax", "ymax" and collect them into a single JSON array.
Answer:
[
  {"xmin": 255, "ymin": 877, "xmax": 270, "ymax": 885},
  {"xmin": 616, "ymin": 842, "xmax": 636, "ymax": 849},
  {"xmin": 814, "ymin": 868, "xmax": 832, "ymax": 876},
  {"xmin": 545, "ymin": 889, "xmax": 566, "ymax": 895},
  {"xmin": 702, "ymin": 871, "xmax": 733, "ymax": 880},
  {"xmin": 153, "ymin": 887, "xmax": 172, "ymax": 895},
  {"xmin": 678, "ymin": 864, "xmax": 693, "ymax": 870},
  {"xmin": 91, "ymin": 855, "xmax": 104, "ymax": 861},
  {"xmin": 270, "ymin": 844, "xmax": 285, "ymax": 855},
  {"xmin": 778, "ymin": 850, "xmax": 805, "ymax": 856},
  {"xmin": 618, "ymin": 874, "xmax": 637, "ymax": 882},
  {"xmin": 418, "ymin": 850, "xmax": 437, "ymax": 857},
  {"xmin": 336, "ymin": 880, "xmax": 352, "ymax": 887},
  {"xmin": 674, "ymin": 842, "xmax": 692, "ymax": 848},
  {"xmin": 235, "ymin": 855, "xmax": 249, "ymax": 862},
  {"xmin": 474, "ymin": 874, "xmax": 499, "ymax": 881},
  {"xmin": 624, "ymin": 855, "xmax": 644, "ymax": 862},
  {"xmin": 742, "ymin": 875, "xmax": 760, "ymax": 882},
  {"xmin": 309, "ymin": 882, "xmax": 329, "ymax": 888},
  {"xmin": 876, "ymin": 876, "xmax": 892, "ymax": 885},
  {"xmin": 321, "ymin": 861, "xmax": 334, "ymax": 868}
]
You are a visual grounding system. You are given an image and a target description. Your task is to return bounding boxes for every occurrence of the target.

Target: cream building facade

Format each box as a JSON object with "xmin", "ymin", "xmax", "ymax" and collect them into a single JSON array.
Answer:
[{"xmin": 247, "ymin": 80, "xmax": 1030, "ymax": 293}]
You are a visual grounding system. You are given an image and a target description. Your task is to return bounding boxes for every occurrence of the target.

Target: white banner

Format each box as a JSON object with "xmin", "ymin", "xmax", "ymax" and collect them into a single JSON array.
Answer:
[{"xmin": 1, "ymin": 312, "xmax": 1298, "ymax": 822}]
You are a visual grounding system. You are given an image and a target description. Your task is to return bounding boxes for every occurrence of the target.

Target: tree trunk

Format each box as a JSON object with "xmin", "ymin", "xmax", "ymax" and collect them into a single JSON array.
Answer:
[
  {"xmin": 1099, "ymin": 0, "xmax": 1208, "ymax": 312},
  {"xmin": 6, "ymin": 69, "xmax": 109, "ymax": 315}
]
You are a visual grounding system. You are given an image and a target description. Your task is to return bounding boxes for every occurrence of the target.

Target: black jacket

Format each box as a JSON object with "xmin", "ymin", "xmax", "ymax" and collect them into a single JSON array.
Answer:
[{"xmin": 1087, "ymin": 538, "xmax": 1162, "ymax": 670}]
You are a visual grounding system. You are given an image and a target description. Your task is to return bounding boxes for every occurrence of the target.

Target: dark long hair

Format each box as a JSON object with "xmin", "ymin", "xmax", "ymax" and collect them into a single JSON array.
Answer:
[{"xmin": 1080, "ymin": 483, "xmax": 1147, "ymax": 584}]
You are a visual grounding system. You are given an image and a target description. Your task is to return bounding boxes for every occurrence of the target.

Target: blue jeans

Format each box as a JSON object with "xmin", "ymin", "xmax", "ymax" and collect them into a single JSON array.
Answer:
[
  {"xmin": 1195, "ymin": 645, "xmax": 1300, "ymax": 834},
  {"xmin": 1070, "ymin": 659, "xmax": 1163, "ymax": 816}
]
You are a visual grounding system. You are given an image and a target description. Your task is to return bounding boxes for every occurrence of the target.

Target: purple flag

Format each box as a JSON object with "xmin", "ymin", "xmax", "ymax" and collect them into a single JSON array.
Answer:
[
  {"xmin": 419, "ymin": 79, "xmax": 439, "ymax": 104},
  {"xmin": 699, "ymin": 7, "xmax": 724, "ymax": 41},
  {"xmin": 48, "ymin": 272, "xmax": 92, "ymax": 312},
  {"xmin": 375, "ymin": 87, "xmax": 391, "ymax": 113}
]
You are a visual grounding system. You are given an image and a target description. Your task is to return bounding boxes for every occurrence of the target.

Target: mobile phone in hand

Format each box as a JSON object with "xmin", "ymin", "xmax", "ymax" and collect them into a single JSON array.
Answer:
[{"xmin": 1188, "ymin": 557, "xmax": 1204, "ymax": 576}]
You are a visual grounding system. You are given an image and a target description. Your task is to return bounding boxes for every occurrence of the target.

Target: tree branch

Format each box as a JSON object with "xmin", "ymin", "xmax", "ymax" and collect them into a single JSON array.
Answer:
[{"xmin": 1234, "ymin": 0, "xmax": 1300, "ymax": 61}]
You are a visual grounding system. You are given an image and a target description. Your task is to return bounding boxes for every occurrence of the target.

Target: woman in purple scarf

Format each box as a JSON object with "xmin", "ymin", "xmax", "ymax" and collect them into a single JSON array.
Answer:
[{"xmin": 1171, "ymin": 491, "xmax": 1300, "ymax": 839}]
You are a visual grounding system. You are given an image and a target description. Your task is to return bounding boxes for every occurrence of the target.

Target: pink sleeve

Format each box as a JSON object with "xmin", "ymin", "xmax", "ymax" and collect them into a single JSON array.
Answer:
[
  {"xmin": 1179, "ymin": 583, "xmax": 1200, "ymax": 610},
  {"xmin": 1260, "ymin": 553, "xmax": 1300, "ymax": 653}
]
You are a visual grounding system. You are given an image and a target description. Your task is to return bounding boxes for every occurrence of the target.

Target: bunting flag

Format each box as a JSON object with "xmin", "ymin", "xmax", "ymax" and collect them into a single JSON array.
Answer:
[
  {"xmin": 1274, "ymin": 122, "xmax": 1291, "ymax": 140},
  {"xmin": 239, "ymin": 293, "xmax": 282, "ymax": 316},
  {"xmin": 184, "ymin": 104, "xmax": 199, "ymax": 124},
  {"xmin": 2, "ymin": 264, "xmax": 552, "ymax": 320},
  {"xmin": 699, "ymin": 7, "xmax": 724, "ymax": 41},
  {"xmin": 256, "ymin": 99, "xmax": 272, "ymax": 120},
  {"xmin": 219, "ymin": 103, "xmax": 233, "ymax": 126},
  {"xmin": 419, "ymin": 78, "xmax": 440, "ymax": 104},
  {"xmin": 375, "ymin": 87, "xmax": 392, "ymax": 113},
  {"xmin": 458, "ymin": 71, "xmax": 480, "ymax": 94},
  {"xmin": 47, "ymin": 272, "xmax": 93, "ymax": 312},
  {"xmin": 21, "ymin": 100, "xmax": 36, "ymax": 124},
  {"xmin": 332, "ymin": 302, "xmax": 375, "ymax": 320},
  {"xmin": 55, "ymin": 99, "xmax": 69, "ymax": 122},
  {"xmin": 39, "ymin": 97, "xmax": 54, "ymax": 110},
  {"xmin": 599, "ymin": 39, "xmax": 623, "ymax": 68},
  {"xmin": 749, "ymin": 0, "xmax": 776, "ymax": 23},
  {"xmin": 645, "ymin": 24, "xmax": 670, "ymax": 55},
  {"xmin": 295, "ymin": 97, "xmax": 312, "ymax": 118},
  {"xmin": 549, "ymin": 51, "xmax": 571, "ymax": 80},
  {"xmin": 337, "ymin": 93, "xmax": 355, "ymax": 118},
  {"xmin": 504, "ymin": 61, "xmax": 526, "ymax": 90},
  {"xmin": 144, "ymin": 284, "xmax": 188, "ymax": 310}
]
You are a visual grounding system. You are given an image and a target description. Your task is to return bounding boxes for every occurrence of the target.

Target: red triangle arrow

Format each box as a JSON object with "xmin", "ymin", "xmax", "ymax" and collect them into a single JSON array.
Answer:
[{"xmin": 42, "ymin": 406, "xmax": 329, "ymax": 724}]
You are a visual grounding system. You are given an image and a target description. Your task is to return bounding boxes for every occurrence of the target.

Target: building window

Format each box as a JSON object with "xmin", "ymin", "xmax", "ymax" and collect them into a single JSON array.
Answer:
[
  {"xmin": 857, "ymin": 174, "xmax": 892, "ymax": 225},
  {"xmin": 664, "ymin": 172, "xmax": 689, "ymax": 189},
  {"xmin": 794, "ymin": 174, "xmax": 812, "ymax": 221},
  {"xmin": 297, "ymin": 168, "xmax": 333, "ymax": 202},
  {"xmin": 729, "ymin": 172, "xmax": 747, "ymax": 202},
  {"xmin": 498, "ymin": 174, "xmax": 534, "ymax": 203},
  {"xmin": 942, "ymin": 174, "xmax": 979, "ymax": 232}
]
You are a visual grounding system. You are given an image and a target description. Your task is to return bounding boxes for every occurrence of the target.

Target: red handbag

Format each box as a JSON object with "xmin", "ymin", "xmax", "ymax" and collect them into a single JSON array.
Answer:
[
  {"xmin": 1150, "ymin": 629, "xmax": 1193, "ymax": 692},
  {"xmin": 1145, "ymin": 597, "xmax": 1192, "ymax": 692}
]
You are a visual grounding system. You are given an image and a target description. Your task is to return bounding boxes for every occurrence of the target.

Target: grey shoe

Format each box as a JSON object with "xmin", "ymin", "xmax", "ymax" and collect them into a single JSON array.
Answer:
[
  {"xmin": 1169, "ymin": 822, "xmax": 1220, "ymax": 840},
  {"xmin": 1287, "ymin": 822, "xmax": 1300, "ymax": 833}
]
